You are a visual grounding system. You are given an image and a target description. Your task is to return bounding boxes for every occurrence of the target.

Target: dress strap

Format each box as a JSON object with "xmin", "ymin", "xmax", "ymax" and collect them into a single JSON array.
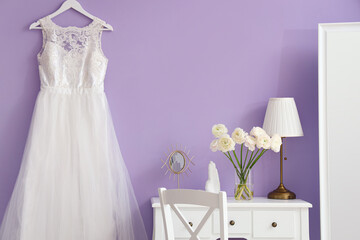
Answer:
[
  {"xmin": 91, "ymin": 18, "xmax": 108, "ymax": 59},
  {"xmin": 37, "ymin": 17, "xmax": 51, "ymax": 57},
  {"xmin": 38, "ymin": 16, "xmax": 52, "ymax": 30},
  {"xmin": 90, "ymin": 17, "xmax": 107, "ymax": 31}
]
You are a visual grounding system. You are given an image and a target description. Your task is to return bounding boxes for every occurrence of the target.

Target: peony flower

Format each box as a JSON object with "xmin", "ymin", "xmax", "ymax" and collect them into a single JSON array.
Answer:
[
  {"xmin": 270, "ymin": 134, "xmax": 282, "ymax": 152},
  {"xmin": 256, "ymin": 134, "xmax": 271, "ymax": 149},
  {"xmin": 250, "ymin": 127, "xmax": 267, "ymax": 138},
  {"xmin": 217, "ymin": 134, "xmax": 235, "ymax": 152},
  {"xmin": 212, "ymin": 124, "xmax": 228, "ymax": 138},
  {"xmin": 210, "ymin": 139, "xmax": 219, "ymax": 152},
  {"xmin": 231, "ymin": 128, "xmax": 248, "ymax": 144},
  {"xmin": 244, "ymin": 135, "xmax": 256, "ymax": 151}
]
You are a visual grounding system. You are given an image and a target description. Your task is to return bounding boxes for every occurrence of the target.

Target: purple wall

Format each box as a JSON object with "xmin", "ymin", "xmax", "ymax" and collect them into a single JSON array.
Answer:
[{"xmin": 1, "ymin": 0, "xmax": 360, "ymax": 239}]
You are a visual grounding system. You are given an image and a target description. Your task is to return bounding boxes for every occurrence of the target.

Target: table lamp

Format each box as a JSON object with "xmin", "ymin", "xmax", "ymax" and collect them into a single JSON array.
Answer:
[{"xmin": 263, "ymin": 98, "xmax": 303, "ymax": 199}]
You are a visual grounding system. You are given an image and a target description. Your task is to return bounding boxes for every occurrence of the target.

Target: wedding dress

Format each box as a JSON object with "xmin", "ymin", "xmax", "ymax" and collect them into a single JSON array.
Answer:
[{"xmin": 0, "ymin": 16, "xmax": 148, "ymax": 240}]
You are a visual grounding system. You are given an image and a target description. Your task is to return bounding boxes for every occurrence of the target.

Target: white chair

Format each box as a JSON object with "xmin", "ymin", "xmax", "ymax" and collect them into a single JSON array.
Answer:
[{"xmin": 158, "ymin": 188, "xmax": 228, "ymax": 240}]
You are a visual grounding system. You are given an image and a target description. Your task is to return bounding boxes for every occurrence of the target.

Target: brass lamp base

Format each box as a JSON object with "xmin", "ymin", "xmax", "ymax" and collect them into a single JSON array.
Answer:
[
  {"xmin": 267, "ymin": 184, "xmax": 296, "ymax": 200},
  {"xmin": 268, "ymin": 138, "xmax": 296, "ymax": 200}
]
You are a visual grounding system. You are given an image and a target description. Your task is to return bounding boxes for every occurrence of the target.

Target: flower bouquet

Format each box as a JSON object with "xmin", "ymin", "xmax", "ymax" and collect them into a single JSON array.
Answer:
[{"xmin": 210, "ymin": 124, "xmax": 281, "ymax": 200}]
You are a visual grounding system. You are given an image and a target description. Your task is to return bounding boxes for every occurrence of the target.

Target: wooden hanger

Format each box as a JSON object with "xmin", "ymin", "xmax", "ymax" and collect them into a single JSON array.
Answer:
[{"xmin": 29, "ymin": 0, "xmax": 113, "ymax": 31}]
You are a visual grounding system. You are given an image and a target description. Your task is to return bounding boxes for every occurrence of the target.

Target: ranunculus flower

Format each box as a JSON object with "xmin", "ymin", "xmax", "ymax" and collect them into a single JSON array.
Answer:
[
  {"xmin": 270, "ymin": 134, "xmax": 282, "ymax": 152},
  {"xmin": 217, "ymin": 134, "xmax": 235, "ymax": 152},
  {"xmin": 212, "ymin": 124, "xmax": 228, "ymax": 138},
  {"xmin": 250, "ymin": 127, "xmax": 267, "ymax": 138},
  {"xmin": 245, "ymin": 135, "xmax": 256, "ymax": 151},
  {"xmin": 210, "ymin": 139, "xmax": 219, "ymax": 152},
  {"xmin": 256, "ymin": 134, "xmax": 271, "ymax": 149},
  {"xmin": 232, "ymin": 128, "xmax": 248, "ymax": 144}
]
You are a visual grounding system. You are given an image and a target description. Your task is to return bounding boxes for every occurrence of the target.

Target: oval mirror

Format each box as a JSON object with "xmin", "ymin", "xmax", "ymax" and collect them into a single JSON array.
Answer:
[{"xmin": 169, "ymin": 151, "xmax": 186, "ymax": 173}]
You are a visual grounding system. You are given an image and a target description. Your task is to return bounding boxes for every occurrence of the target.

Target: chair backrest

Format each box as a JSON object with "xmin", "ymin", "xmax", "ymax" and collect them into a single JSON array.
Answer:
[{"xmin": 158, "ymin": 188, "xmax": 228, "ymax": 240}]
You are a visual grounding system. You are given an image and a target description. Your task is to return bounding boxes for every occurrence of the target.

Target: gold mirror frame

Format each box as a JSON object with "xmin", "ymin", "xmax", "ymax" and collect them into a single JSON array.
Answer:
[{"xmin": 161, "ymin": 145, "xmax": 195, "ymax": 188}]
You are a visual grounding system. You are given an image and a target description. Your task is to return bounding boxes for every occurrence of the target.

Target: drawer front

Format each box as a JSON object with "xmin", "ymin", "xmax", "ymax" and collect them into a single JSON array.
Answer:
[
  {"xmin": 172, "ymin": 209, "xmax": 211, "ymax": 238},
  {"xmin": 213, "ymin": 210, "xmax": 251, "ymax": 234},
  {"xmin": 253, "ymin": 210, "xmax": 295, "ymax": 238}
]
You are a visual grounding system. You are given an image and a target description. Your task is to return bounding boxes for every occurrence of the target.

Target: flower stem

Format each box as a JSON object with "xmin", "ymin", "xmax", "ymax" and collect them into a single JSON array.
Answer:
[
  {"xmin": 235, "ymin": 183, "xmax": 253, "ymax": 200},
  {"xmin": 240, "ymin": 144, "xmax": 243, "ymax": 171},
  {"xmin": 223, "ymin": 152, "xmax": 241, "ymax": 179},
  {"xmin": 249, "ymin": 149, "xmax": 268, "ymax": 169},
  {"xmin": 251, "ymin": 149, "xmax": 260, "ymax": 162},
  {"xmin": 233, "ymin": 150, "xmax": 242, "ymax": 172},
  {"xmin": 244, "ymin": 148, "xmax": 249, "ymax": 170},
  {"xmin": 249, "ymin": 150, "xmax": 254, "ymax": 163}
]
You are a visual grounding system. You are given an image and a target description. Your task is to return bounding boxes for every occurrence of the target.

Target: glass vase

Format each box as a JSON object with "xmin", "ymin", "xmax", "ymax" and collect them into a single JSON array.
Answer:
[{"xmin": 234, "ymin": 170, "xmax": 253, "ymax": 200}]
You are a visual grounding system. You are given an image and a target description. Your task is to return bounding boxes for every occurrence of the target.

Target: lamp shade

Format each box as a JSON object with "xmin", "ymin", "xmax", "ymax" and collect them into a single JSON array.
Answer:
[{"xmin": 262, "ymin": 98, "xmax": 303, "ymax": 137}]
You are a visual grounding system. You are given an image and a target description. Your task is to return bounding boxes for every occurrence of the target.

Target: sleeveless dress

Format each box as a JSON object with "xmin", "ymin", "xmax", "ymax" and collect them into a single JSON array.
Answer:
[{"xmin": 0, "ymin": 16, "xmax": 148, "ymax": 240}]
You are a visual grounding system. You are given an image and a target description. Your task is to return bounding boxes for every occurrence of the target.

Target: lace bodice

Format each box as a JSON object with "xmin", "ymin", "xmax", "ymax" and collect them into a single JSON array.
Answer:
[{"xmin": 38, "ymin": 16, "xmax": 108, "ymax": 92}]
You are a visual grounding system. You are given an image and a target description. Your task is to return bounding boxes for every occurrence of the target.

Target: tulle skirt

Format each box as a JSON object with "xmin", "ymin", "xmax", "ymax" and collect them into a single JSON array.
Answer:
[{"xmin": 0, "ymin": 88, "xmax": 147, "ymax": 240}]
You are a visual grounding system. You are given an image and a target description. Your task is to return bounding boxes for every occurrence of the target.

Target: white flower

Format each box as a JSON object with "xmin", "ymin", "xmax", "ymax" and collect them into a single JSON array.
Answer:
[
  {"xmin": 270, "ymin": 134, "xmax": 282, "ymax": 152},
  {"xmin": 231, "ymin": 128, "xmax": 248, "ymax": 144},
  {"xmin": 210, "ymin": 139, "xmax": 219, "ymax": 152},
  {"xmin": 217, "ymin": 134, "xmax": 235, "ymax": 152},
  {"xmin": 256, "ymin": 134, "xmax": 271, "ymax": 149},
  {"xmin": 212, "ymin": 124, "xmax": 228, "ymax": 138},
  {"xmin": 250, "ymin": 127, "xmax": 267, "ymax": 138},
  {"xmin": 244, "ymin": 135, "xmax": 256, "ymax": 151}
]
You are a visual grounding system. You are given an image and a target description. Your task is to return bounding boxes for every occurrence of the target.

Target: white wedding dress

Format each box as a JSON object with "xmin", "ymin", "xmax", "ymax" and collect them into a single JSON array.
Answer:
[{"xmin": 0, "ymin": 16, "xmax": 148, "ymax": 240}]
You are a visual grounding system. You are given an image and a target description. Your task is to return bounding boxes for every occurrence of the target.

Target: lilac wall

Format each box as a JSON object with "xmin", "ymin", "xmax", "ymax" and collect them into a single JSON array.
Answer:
[{"xmin": 1, "ymin": 0, "xmax": 360, "ymax": 239}]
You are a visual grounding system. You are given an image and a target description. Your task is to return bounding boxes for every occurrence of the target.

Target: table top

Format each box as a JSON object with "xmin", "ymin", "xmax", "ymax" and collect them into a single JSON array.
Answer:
[{"xmin": 151, "ymin": 197, "xmax": 312, "ymax": 208}]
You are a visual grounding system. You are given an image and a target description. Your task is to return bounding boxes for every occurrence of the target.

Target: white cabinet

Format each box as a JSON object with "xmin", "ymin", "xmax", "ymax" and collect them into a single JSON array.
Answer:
[{"xmin": 152, "ymin": 197, "xmax": 312, "ymax": 240}]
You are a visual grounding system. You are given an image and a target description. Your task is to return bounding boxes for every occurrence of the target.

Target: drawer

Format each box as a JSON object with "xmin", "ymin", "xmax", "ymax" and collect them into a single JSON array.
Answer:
[
  {"xmin": 253, "ymin": 210, "xmax": 295, "ymax": 238},
  {"xmin": 172, "ymin": 209, "xmax": 211, "ymax": 238},
  {"xmin": 213, "ymin": 210, "xmax": 251, "ymax": 234}
]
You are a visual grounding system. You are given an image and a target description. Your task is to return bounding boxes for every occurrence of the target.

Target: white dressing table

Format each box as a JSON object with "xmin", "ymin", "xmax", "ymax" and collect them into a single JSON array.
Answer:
[{"xmin": 152, "ymin": 197, "xmax": 312, "ymax": 240}]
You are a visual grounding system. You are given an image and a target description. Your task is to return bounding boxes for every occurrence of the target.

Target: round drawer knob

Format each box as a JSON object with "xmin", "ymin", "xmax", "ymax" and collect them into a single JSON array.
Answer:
[
  {"xmin": 272, "ymin": 222, "xmax": 278, "ymax": 228},
  {"xmin": 230, "ymin": 220, "xmax": 235, "ymax": 226},
  {"xmin": 189, "ymin": 222, "xmax": 193, "ymax": 227}
]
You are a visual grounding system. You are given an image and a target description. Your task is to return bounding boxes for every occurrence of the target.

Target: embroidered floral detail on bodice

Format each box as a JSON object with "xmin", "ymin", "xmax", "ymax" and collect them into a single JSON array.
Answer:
[
  {"xmin": 38, "ymin": 17, "xmax": 108, "ymax": 91},
  {"xmin": 51, "ymin": 30, "xmax": 89, "ymax": 55}
]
